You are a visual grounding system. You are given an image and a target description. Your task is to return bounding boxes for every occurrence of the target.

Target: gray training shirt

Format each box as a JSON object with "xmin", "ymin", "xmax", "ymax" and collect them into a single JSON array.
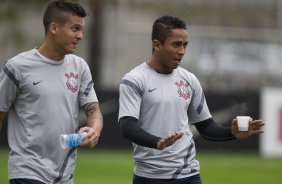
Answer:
[
  {"xmin": 0, "ymin": 49, "xmax": 98, "ymax": 183},
  {"xmin": 118, "ymin": 62, "xmax": 212, "ymax": 179}
]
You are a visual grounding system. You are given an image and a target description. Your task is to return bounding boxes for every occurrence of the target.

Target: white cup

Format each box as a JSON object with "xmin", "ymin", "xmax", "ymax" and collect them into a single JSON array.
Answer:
[{"xmin": 236, "ymin": 116, "xmax": 250, "ymax": 131}]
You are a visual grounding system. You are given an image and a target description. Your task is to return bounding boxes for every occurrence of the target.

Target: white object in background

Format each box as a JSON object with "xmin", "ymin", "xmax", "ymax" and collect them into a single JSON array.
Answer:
[{"xmin": 260, "ymin": 87, "xmax": 282, "ymax": 157}]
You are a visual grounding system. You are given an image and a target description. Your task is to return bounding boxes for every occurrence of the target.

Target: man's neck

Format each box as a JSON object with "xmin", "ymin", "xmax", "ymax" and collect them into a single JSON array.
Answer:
[
  {"xmin": 37, "ymin": 43, "xmax": 65, "ymax": 61},
  {"xmin": 147, "ymin": 58, "xmax": 173, "ymax": 74}
]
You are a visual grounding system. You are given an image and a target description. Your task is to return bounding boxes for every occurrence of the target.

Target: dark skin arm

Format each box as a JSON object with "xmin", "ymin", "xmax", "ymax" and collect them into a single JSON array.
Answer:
[{"xmin": 80, "ymin": 102, "xmax": 103, "ymax": 148}]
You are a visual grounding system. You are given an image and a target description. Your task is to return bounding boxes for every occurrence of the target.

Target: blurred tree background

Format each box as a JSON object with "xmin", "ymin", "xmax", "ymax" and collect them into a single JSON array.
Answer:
[
  {"xmin": 1, "ymin": 0, "xmax": 282, "ymax": 154},
  {"xmin": 1, "ymin": 0, "xmax": 282, "ymax": 91}
]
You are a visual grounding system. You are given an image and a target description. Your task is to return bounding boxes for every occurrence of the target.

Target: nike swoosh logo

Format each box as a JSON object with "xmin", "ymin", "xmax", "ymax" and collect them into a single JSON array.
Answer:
[
  {"xmin": 33, "ymin": 80, "xmax": 43, "ymax": 85},
  {"xmin": 148, "ymin": 88, "xmax": 157, "ymax": 92}
]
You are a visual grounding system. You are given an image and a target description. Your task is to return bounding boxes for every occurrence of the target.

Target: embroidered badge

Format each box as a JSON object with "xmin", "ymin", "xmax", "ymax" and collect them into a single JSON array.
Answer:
[
  {"xmin": 65, "ymin": 72, "xmax": 79, "ymax": 93},
  {"xmin": 175, "ymin": 80, "xmax": 191, "ymax": 100}
]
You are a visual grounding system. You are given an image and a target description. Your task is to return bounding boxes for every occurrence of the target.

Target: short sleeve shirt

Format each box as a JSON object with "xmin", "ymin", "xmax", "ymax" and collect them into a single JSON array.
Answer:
[
  {"xmin": 118, "ymin": 63, "xmax": 212, "ymax": 179},
  {"xmin": 0, "ymin": 49, "xmax": 98, "ymax": 183}
]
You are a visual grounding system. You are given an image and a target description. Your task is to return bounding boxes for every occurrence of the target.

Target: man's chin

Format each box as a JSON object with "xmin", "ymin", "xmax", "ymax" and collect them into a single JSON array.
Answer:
[
  {"xmin": 172, "ymin": 64, "xmax": 180, "ymax": 69},
  {"xmin": 66, "ymin": 50, "xmax": 75, "ymax": 54}
]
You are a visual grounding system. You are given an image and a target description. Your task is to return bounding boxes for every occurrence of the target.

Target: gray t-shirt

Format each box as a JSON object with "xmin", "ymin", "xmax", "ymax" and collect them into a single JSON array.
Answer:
[
  {"xmin": 0, "ymin": 49, "xmax": 98, "ymax": 183},
  {"xmin": 118, "ymin": 63, "xmax": 212, "ymax": 179}
]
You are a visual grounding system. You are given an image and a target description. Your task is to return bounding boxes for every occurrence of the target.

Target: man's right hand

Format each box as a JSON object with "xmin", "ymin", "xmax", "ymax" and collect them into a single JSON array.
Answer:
[{"xmin": 157, "ymin": 131, "xmax": 184, "ymax": 150}]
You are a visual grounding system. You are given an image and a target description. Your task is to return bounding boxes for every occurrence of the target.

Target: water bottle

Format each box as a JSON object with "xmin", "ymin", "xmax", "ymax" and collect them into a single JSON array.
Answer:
[{"xmin": 60, "ymin": 132, "xmax": 87, "ymax": 149}]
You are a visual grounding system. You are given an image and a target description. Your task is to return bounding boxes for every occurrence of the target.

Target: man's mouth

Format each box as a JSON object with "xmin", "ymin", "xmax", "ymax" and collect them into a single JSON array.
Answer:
[
  {"xmin": 175, "ymin": 58, "xmax": 181, "ymax": 63},
  {"xmin": 71, "ymin": 42, "xmax": 78, "ymax": 48}
]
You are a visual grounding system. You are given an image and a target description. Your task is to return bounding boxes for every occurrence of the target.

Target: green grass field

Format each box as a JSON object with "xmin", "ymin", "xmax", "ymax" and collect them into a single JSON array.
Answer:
[{"xmin": 0, "ymin": 149, "xmax": 281, "ymax": 184}]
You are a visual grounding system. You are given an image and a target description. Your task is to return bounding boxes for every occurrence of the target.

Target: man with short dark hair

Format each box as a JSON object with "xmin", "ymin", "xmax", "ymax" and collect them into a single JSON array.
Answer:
[
  {"xmin": 0, "ymin": 1, "xmax": 103, "ymax": 183},
  {"xmin": 118, "ymin": 15, "xmax": 264, "ymax": 184}
]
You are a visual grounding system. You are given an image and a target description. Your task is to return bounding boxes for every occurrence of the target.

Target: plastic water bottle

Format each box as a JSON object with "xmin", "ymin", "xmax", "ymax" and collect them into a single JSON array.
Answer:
[{"xmin": 60, "ymin": 132, "xmax": 87, "ymax": 149}]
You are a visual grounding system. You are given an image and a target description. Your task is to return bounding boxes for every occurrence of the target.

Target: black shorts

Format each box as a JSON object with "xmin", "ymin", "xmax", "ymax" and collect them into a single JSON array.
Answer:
[
  {"xmin": 9, "ymin": 178, "xmax": 45, "ymax": 184},
  {"xmin": 133, "ymin": 174, "xmax": 202, "ymax": 184}
]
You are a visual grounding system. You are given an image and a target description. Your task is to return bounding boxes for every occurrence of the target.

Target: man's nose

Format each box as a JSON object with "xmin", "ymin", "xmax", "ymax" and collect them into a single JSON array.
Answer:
[
  {"xmin": 178, "ymin": 45, "xmax": 186, "ymax": 55},
  {"xmin": 77, "ymin": 31, "xmax": 83, "ymax": 40}
]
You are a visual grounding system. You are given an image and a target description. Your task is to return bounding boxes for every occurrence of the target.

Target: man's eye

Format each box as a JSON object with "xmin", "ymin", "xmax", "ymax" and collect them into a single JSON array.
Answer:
[
  {"xmin": 72, "ymin": 27, "xmax": 79, "ymax": 31},
  {"xmin": 173, "ymin": 43, "xmax": 181, "ymax": 47}
]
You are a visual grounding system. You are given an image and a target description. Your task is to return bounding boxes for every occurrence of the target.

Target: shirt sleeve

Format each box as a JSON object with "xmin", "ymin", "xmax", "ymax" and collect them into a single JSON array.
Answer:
[
  {"xmin": 118, "ymin": 76, "xmax": 143, "ymax": 121},
  {"xmin": 0, "ymin": 61, "xmax": 20, "ymax": 111},
  {"xmin": 187, "ymin": 74, "xmax": 212, "ymax": 124},
  {"xmin": 79, "ymin": 60, "xmax": 98, "ymax": 106}
]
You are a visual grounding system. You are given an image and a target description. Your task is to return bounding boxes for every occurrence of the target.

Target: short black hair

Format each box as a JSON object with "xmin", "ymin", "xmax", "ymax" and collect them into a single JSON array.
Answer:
[
  {"xmin": 151, "ymin": 15, "xmax": 187, "ymax": 44},
  {"xmin": 43, "ymin": 0, "xmax": 88, "ymax": 34}
]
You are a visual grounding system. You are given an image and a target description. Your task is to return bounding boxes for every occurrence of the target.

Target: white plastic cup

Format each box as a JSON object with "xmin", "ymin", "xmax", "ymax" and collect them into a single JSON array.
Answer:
[
  {"xmin": 60, "ymin": 132, "xmax": 87, "ymax": 149},
  {"xmin": 236, "ymin": 116, "xmax": 250, "ymax": 131}
]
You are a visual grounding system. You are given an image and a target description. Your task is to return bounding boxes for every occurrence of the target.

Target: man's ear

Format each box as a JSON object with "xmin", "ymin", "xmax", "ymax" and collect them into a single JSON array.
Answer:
[
  {"xmin": 49, "ymin": 22, "xmax": 58, "ymax": 35},
  {"xmin": 152, "ymin": 39, "xmax": 162, "ymax": 52}
]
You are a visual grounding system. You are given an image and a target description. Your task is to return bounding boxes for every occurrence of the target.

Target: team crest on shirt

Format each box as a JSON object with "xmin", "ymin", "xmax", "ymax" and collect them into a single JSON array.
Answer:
[
  {"xmin": 65, "ymin": 72, "xmax": 79, "ymax": 93},
  {"xmin": 175, "ymin": 80, "xmax": 191, "ymax": 100}
]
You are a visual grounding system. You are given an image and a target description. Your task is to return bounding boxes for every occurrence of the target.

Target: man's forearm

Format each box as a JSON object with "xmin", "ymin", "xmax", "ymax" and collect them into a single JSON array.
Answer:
[
  {"xmin": 195, "ymin": 118, "xmax": 235, "ymax": 141},
  {"xmin": 82, "ymin": 102, "xmax": 103, "ymax": 133},
  {"xmin": 118, "ymin": 116, "xmax": 161, "ymax": 149}
]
